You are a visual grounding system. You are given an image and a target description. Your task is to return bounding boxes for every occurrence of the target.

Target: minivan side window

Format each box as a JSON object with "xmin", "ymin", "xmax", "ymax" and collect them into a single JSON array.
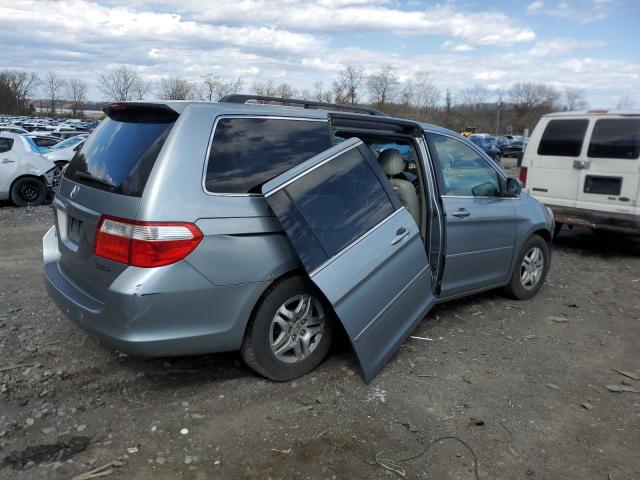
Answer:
[
  {"xmin": 0, "ymin": 137, "xmax": 13, "ymax": 153},
  {"xmin": 206, "ymin": 118, "xmax": 332, "ymax": 194},
  {"xmin": 588, "ymin": 118, "xmax": 640, "ymax": 159},
  {"xmin": 538, "ymin": 119, "xmax": 588, "ymax": 157},
  {"xmin": 430, "ymin": 134, "xmax": 500, "ymax": 197}
]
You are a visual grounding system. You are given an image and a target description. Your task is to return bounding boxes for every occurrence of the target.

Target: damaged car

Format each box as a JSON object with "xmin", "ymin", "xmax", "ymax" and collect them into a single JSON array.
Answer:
[{"xmin": 43, "ymin": 96, "xmax": 554, "ymax": 382}]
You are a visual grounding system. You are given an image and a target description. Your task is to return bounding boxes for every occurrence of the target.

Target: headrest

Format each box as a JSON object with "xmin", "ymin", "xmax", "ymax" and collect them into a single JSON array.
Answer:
[{"xmin": 378, "ymin": 149, "xmax": 405, "ymax": 176}]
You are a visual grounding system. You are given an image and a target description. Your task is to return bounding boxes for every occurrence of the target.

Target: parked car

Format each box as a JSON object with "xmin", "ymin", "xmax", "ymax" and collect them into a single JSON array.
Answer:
[
  {"xmin": 44, "ymin": 138, "xmax": 85, "ymax": 171},
  {"xmin": 504, "ymin": 138, "xmax": 524, "ymax": 158},
  {"xmin": 469, "ymin": 134, "xmax": 501, "ymax": 163},
  {"xmin": 521, "ymin": 110, "xmax": 640, "ymax": 237},
  {"xmin": 50, "ymin": 134, "xmax": 88, "ymax": 151},
  {"xmin": 0, "ymin": 125, "xmax": 28, "ymax": 135},
  {"xmin": 0, "ymin": 132, "xmax": 55, "ymax": 206},
  {"xmin": 27, "ymin": 134, "xmax": 61, "ymax": 152},
  {"xmin": 43, "ymin": 97, "xmax": 554, "ymax": 382}
]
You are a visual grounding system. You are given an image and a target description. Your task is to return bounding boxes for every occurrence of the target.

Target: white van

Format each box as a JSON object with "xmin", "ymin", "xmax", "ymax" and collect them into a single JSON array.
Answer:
[{"xmin": 520, "ymin": 111, "xmax": 640, "ymax": 236}]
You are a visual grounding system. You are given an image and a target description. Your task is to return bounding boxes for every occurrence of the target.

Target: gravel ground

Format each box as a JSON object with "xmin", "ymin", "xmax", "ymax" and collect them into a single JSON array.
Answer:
[{"xmin": 1, "ymin": 203, "xmax": 639, "ymax": 480}]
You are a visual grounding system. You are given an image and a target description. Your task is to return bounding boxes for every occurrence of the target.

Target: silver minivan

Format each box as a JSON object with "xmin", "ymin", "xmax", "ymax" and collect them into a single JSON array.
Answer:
[{"xmin": 43, "ymin": 97, "xmax": 554, "ymax": 381}]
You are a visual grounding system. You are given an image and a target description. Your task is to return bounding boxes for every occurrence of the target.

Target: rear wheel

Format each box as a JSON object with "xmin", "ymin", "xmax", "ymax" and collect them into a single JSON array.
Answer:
[
  {"xmin": 10, "ymin": 176, "xmax": 47, "ymax": 207},
  {"xmin": 241, "ymin": 276, "xmax": 334, "ymax": 381},
  {"xmin": 503, "ymin": 234, "xmax": 550, "ymax": 300}
]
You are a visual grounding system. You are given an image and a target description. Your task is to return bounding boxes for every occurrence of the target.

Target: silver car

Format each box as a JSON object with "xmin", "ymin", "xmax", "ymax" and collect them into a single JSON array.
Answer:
[
  {"xmin": 43, "ymin": 97, "xmax": 554, "ymax": 382},
  {"xmin": 0, "ymin": 132, "xmax": 55, "ymax": 206}
]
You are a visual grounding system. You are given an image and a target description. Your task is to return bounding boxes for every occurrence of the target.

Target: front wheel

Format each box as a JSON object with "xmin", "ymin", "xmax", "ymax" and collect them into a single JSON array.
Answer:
[
  {"xmin": 241, "ymin": 276, "xmax": 334, "ymax": 381},
  {"xmin": 503, "ymin": 234, "xmax": 550, "ymax": 300},
  {"xmin": 10, "ymin": 176, "xmax": 47, "ymax": 207}
]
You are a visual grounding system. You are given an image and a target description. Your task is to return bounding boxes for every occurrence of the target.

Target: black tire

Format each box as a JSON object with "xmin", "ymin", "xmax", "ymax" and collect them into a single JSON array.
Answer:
[
  {"xmin": 241, "ymin": 276, "xmax": 334, "ymax": 381},
  {"xmin": 503, "ymin": 234, "xmax": 550, "ymax": 300},
  {"xmin": 10, "ymin": 176, "xmax": 47, "ymax": 207}
]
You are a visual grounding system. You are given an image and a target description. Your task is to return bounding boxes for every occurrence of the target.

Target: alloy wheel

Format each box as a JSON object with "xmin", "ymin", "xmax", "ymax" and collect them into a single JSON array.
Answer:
[
  {"xmin": 520, "ymin": 246, "xmax": 544, "ymax": 290},
  {"xmin": 269, "ymin": 294, "xmax": 325, "ymax": 363}
]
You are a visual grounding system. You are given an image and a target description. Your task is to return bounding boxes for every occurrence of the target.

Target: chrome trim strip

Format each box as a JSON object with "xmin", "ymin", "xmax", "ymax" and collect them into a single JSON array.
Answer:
[
  {"xmin": 446, "ymin": 245, "xmax": 513, "ymax": 259},
  {"xmin": 264, "ymin": 140, "xmax": 363, "ymax": 197},
  {"xmin": 309, "ymin": 207, "xmax": 405, "ymax": 278},
  {"xmin": 201, "ymin": 115, "xmax": 329, "ymax": 197}
]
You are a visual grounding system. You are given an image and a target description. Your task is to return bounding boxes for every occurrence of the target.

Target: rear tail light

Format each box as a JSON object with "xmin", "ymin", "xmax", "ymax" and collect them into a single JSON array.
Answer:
[
  {"xmin": 94, "ymin": 216, "xmax": 202, "ymax": 267},
  {"xmin": 519, "ymin": 166, "xmax": 528, "ymax": 187}
]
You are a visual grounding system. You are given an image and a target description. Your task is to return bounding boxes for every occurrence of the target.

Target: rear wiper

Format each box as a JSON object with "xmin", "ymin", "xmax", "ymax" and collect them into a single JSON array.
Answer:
[{"xmin": 74, "ymin": 171, "xmax": 117, "ymax": 191}]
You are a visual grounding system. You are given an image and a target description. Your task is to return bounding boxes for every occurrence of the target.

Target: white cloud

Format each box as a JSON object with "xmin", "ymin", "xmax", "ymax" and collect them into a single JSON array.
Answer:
[
  {"xmin": 0, "ymin": 0, "xmax": 637, "ymax": 109},
  {"xmin": 526, "ymin": 0, "xmax": 613, "ymax": 23},
  {"xmin": 527, "ymin": 1, "xmax": 545, "ymax": 12}
]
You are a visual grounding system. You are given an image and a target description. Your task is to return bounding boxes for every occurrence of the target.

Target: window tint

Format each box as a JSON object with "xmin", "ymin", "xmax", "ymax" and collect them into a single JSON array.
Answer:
[
  {"xmin": 285, "ymin": 148, "xmax": 395, "ymax": 264},
  {"xmin": 206, "ymin": 118, "xmax": 332, "ymax": 194},
  {"xmin": 65, "ymin": 113, "xmax": 175, "ymax": 197},
  {"xmin": 0, "ymin": 137, "xmax": 13, "ymax": 153},
  {"xmin": 538, "ymin": 119, "xmax": 588, "ymax": 157},
  {"xmin": 588, "ymin": 118, "xmax": 640, "ymax": 159},
  {"xmin": 430, "ymin": 134, "xmax": 500, "ymax": 197}
]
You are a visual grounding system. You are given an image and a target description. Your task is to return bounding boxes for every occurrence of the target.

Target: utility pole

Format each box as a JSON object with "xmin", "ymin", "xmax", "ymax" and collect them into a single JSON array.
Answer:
[{"xmin": 496, "ymin": 98, "xmax": 503, "ymax": 136}]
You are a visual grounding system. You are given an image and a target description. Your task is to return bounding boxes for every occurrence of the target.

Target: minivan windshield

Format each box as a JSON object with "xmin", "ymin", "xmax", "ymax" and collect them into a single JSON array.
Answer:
[{"xmin": 64, "ymin": 112, "xmax": 175, "ymax": 196}]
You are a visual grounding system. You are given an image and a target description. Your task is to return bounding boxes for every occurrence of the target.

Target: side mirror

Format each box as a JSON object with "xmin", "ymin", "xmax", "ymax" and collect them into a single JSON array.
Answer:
[{"xmin": 505, "ymin": 177, "xmax": 522, "ymax": 197}]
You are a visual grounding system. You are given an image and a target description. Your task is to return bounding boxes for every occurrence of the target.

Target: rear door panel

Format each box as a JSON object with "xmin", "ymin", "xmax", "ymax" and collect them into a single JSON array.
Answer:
[
  {"xmin": 576, "ymin": 117, "xmax": 640, "ymax": 215},
  {"xmin": 262, "ymin": 138, "xmax": 435, "ymax": 381},
  {"xmin": 526, "ymin": 118, "xmax": 589, "ymax": 208}
]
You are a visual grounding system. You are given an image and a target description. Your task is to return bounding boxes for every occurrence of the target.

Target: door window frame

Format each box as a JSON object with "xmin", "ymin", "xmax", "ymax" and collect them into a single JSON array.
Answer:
[
  {"xmin": 201, "ymin": 115, "xmax": 331, "ymax": 198},
  {"xmin": 424, "ymin": 131, "xmax": 509, "ymax": 199},
  {"xmin": 264, "ymin": 139, "xmax": 404, "ymax": 276}
]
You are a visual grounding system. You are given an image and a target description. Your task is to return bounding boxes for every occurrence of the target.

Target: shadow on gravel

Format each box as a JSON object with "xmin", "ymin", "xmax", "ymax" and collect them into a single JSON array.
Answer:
[{"xmin": 553, "ymin": 226, "xmax": 640, "ymax": 258}]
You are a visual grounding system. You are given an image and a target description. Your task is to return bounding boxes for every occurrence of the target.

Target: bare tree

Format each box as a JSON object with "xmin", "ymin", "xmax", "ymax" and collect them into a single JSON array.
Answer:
[
  {"xmin": 66, "ymin": 78, "xmax": 87, "ymax": 117},
  {"xmin": 199, "ymin": 74, "xmax": 243, "ymax": 101},
  {"xmin": 252, "ymin": 80, "xmax": 278, "ymax": 97},
  {"xmin": 312, "ymin": 81, "xmax": 333, "ymax": 103},
  {"xmin": 367, "ymin": 66, "xmax": 397, "ymax": 105},
  {"xmin": 7, "ymin": 71, "xmax": 39, "ymax": 113},
  {"xmin": 412, "ymin": 71, "xmax": 441, "ymax": 117},
  {"xmin": 131, "ymin": 78, "xmax": 153, "ymax": 100},
  {"xmin": 275, "ymin": 82, "xmax": 296, "ymax": 99},
  {"xmin": 616, "ymin": 95, "xmax": 635, "ymax": 110},
  {"xmin": 461, "ymin": 84, "xmax": 489, "ymax": 110},
  {"xmin": 563, "ymin": 86, "xmax": 587, "ymax": 111},
  {"xmin": 98, "ymin": 66, "xmax": 148, "ymax": 102},
  {"xmin": 44, "ymin": 71, "xmax": 66, "ymax": 115},
  {"xmin": 509, "ymin": 82, "xmax": 559, "ymax": 130},
  {"xmin": 157, "ymin": 77, "xmax": 193, "ymax": 100},
  {"xmin": 333, "ymin": 65, "xmax": 364, "ymax": 104}
]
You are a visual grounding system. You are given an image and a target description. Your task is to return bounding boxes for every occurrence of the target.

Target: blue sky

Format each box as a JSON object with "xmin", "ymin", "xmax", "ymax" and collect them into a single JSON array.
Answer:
[{"xmin": 1, "ymin": 0, "xmax": 638, "ymax": 107}]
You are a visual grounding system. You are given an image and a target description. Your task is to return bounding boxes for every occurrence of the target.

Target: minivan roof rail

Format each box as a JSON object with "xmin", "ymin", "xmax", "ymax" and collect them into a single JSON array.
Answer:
[{"xmin": 219, "ymin": 94, "xmax": 389, "ymax": 117}]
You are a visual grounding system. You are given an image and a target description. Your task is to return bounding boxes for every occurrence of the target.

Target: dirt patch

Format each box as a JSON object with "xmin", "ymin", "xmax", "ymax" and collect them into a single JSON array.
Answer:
[{"xmin": 1, "ymin": 204, "xmax": 639, "ymax": 479}]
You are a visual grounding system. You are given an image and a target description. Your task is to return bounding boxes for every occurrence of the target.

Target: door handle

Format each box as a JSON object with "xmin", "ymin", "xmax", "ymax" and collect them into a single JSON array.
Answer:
[
  {"xmin": 573, "ymin": 160, "xmax": 590, "ymax": 170},
  {"xmin": 391, "ymin": 227, "xmax": 410, "ymax": 245},
  {"xmin": 451, "ymin": 208, "xmax": 471, "ymax": 218},
  {"xmin": 1, "ymin": 158, "xmax": 15, "ymax": 164}
]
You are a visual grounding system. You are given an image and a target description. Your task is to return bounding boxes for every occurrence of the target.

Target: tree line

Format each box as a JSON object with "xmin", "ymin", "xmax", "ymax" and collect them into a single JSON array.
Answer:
[{"xmin": 2, "ymin": 65, "xmax": 635, "ymax": 134}]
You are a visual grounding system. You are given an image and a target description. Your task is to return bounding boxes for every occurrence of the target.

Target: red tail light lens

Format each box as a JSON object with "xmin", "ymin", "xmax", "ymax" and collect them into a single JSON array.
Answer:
[
  {"xmin": 519, "ymin": 166, "xmax": 528, "ymax": 187},
  {"xmin": 94, "ymin": 216, "xmax": 202, "ymax": 267}
]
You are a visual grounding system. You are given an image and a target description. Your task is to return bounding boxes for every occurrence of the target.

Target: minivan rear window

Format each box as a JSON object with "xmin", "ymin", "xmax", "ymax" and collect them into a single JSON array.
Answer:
[
  {"xmin": 588, "ymin": 118, "xmax": 640, "ymax": 159},
  {"xmin": 205, "ymin": 118, "xmax": 332, "ymax": 194},
  {"xmin": 538, "ymin": 119, "xmax": 588, "ymax": 157},
  {"xmin": 65, "ymin": 111, "xmax": 176, "ymax": 196}
]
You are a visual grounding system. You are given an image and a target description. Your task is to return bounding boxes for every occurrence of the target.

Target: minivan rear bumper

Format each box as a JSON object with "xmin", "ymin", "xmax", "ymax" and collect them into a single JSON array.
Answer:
[
  {"xmin": 549, "ymin": 205, "xmax": 640, "ymax": 236},
  {"xmin": 42, "ymin": 226, "xmax": 264, "ymax": 356}
]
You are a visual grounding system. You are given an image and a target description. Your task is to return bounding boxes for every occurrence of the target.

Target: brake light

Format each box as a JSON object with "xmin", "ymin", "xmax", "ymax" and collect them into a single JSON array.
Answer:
[
  {"xmin": 519, "ymin": 166, "xmax": 528, "ymax": 187},
  {"xmin": 94, "ymin": 216, "xmax": 202, "ymax": 267}
]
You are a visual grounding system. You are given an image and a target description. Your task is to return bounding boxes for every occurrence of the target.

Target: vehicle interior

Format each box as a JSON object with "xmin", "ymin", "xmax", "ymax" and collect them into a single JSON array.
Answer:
[{"xmin": 333, "ymin": 130, "xmax": 427, "ymax": 239}]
